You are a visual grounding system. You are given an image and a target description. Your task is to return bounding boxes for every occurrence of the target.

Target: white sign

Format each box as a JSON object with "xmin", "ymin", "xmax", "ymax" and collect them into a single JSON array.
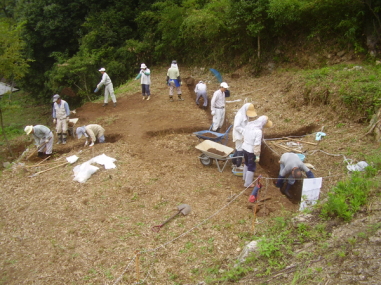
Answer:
[{"xmin": 299, "ymin": 177, "xmax": 322, "ymax": 211}]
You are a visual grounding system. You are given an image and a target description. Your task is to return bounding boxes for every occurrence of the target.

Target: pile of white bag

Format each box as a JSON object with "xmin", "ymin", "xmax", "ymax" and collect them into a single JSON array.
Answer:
[{"xmin": 73, "ymin": 154, "xmax": 117, "ymax": 183}]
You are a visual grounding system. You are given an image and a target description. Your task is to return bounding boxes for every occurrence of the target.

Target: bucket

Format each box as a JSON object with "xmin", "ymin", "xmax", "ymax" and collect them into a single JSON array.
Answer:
[{"xmin": 297, "ymin": 153, "xmax": 305, "ymax": 162}]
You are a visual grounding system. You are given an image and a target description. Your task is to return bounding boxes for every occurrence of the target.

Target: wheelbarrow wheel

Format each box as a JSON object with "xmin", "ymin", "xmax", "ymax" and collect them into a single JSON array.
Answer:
[{"xmin": 200, "ymin": 154, "xmax": 212, "ymax": 166}]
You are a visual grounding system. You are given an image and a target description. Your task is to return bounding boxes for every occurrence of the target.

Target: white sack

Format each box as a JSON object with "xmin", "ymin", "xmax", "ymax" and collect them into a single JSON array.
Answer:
[
  {"xmin": 73, "ymin": 162, "xmax": 99, "ymax": 183},
  {"xmin": 66, "ymin": 155, "xmax": 79, "ymax": 164},
  {"xmin": 89, "ymin": 153, "xmax": 117, "ymax": 169}
]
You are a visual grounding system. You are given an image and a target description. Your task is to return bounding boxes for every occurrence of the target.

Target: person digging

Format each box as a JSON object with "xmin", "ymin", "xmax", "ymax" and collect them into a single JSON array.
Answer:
[
  {"xmin": 76, "ymin": 124, "xmax": 106, "ymax": 147},
  {"xmin": 274, "ymin": 152, "xmax": 315, "ymax": 199},
  {"xmin": 24, "ymin": 125, "xmax": 54, "ymax": 159}
]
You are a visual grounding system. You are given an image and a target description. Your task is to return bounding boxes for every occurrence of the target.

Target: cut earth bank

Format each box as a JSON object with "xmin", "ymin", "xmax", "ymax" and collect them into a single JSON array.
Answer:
[{"xmin": 1, "ymin": 65, "xmax": 378, "ymax": 284}]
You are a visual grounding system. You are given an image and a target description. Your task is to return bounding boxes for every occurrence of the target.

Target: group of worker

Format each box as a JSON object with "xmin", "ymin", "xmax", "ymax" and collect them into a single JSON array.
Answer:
[
  {"xmin": 24, "ymin": 63, "xmax": 314, "ymax": 201},
  {"xmin": 230, "ymin": 102, "xmax": 315, "ymax": 200}
]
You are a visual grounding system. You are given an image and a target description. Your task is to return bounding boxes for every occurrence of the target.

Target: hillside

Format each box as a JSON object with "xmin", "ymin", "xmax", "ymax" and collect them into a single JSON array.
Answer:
[{"xmin": 1, "ymin": 64, "xmax": 380, "ymax": 284}]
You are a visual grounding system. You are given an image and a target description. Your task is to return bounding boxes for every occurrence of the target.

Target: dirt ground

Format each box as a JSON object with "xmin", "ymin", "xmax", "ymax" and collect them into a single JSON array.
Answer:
[{"xmin": 0, "ymin": 66, "xmax": 379, "ymax": 284}]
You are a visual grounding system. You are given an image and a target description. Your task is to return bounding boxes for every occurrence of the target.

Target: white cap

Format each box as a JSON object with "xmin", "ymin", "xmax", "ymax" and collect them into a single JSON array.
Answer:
[
  {"xmin": 76, "ymin": 127, "xmax": 86, "ymax": 139},
  {"xmin": 24, "ymin": 125, "xmax": 33, "ymax": 135},
  {"xmin": 52, "ymin": 94, "xmax": 60, "ymax": 102},
  {"xmin": 99, "ymin": 68, "xmax": 106, "ymax": 72},
  {"xmin": 220, "ymin": 82, "xmax": 229, "ymax": 89},
  {"xmin": 141, "ymin": 63, "xmax": 147, "ymax": 69}
]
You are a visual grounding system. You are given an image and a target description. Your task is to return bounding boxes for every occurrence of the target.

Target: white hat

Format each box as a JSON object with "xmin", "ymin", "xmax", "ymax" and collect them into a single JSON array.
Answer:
[
  {"xmin": 76, "ymin": 126, "xmax": 86, "ymax": 139},
  {"xmin": 24, "ymin": 125, "xmax": 33, "ymax": 135},
  {"xmin": 141, "ymin": 63, "xmax": 147, "ymax": 69},
  {"xmin": 99, "ymin": 68, "xmax": 106, "ymax": 72},
  {"xmin": 52, "ymin": 94, "xmax": 60, "ymax": 102},
  {"xmin": 220, "ymin": 82, "xmax": 229, "ymax": 89},
  {"xmin": 172, "ymin": 60, "xmax": 177, "ymax": 64}
]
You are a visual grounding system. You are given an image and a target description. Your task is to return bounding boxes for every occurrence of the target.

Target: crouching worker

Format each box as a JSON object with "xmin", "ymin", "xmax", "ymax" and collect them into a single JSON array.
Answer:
[
  {"xmin": 274, "ymin": 152, "xmax": 315, "ymax": 199},
  {"xmin": 24, "ymin": 125, "xmax": 54, "ymax": 158},
  {"xmin": 76, "ymin": 124, "xmax": 105, "ymax": 147},
  {"xmin": 242, "ymin": 116, "xmax": 273, "ymax": 188}
]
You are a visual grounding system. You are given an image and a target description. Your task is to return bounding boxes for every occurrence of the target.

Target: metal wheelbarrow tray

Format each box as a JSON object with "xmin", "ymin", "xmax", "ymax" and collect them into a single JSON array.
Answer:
[
  {"xmin": 193, "ymin": 125, "xmax": 232, "ymax": 145},
  {"xmin": 195, "ymin": 140, "xmax": 238, "ymax": 172}
]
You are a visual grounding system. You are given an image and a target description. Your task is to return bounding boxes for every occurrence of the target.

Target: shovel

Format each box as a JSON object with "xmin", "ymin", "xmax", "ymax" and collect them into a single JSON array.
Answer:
[
  {"xmin": 152, "ymin": 204, "xmax": 191, "ymax": 232},
  {"xmin": 25, "ymin": 141, "xmax": 48, "ymax": 161}
]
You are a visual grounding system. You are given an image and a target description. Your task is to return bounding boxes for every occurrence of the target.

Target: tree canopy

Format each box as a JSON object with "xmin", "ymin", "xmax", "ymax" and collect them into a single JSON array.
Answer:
[{"xmin": 0, "ymin": 0, "xmax": 380, "ymax": 104}]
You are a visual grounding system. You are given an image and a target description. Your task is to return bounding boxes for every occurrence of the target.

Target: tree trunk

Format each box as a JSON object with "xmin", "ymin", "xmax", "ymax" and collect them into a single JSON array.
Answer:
[
  {"xmin": 0, "ymin": 107, "xmax": 14, "ymax": 159},
  {"xmin": 257, "ymin": 35, "xmax": 261, "ymax": 59}
]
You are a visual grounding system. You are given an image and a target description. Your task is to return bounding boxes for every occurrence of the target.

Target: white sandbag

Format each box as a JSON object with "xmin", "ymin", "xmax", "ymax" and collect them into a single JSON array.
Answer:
[
  {"xmin": 346, "ymin": 161, "xmax": 369, "ymax": 172},
  {"xmin": 66, "ymin": 155, "xmax": 79, "ymax": 164},
  {"xmin": 73, "ymin": 162, "xmax": 99, "ymax": 183},
  {"xmin": 89, "ymin": 153, "xmax": 117, "ymax": 169}
]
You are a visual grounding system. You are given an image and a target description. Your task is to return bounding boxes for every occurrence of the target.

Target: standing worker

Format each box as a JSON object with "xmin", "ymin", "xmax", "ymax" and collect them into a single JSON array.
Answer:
[
  {"xmin": 211, "ymin": 82, "xmax": 229, "ymax": 132},
  {"xmin": 52, "ymin": 94, "xmax": 70, "ymax": 145},
  {"xmin": 135, "ymin": 63, "xmax": 151, "ymax": 100},
  {"xmin": 232, "ymin": 103, "xmax": 257, "ymax": 170},
  {"xmin": 76, "ymin": 124, "xmax": 105, "ymax": 147},
  {"xmin": 95, "ymin": 68, "xmax": 117, "ymax": 107},
  {"xmin": 194, "ymin": 81, "xmax": 208, "ymax": 109},
  {"xmin": 24, "ymin": 125, "xmax": 54, "ymax": 158},
  {"xmin": 166, "ymin": 60, "xmax": 183, "ymax": 102},
  {"xmin": 274, "ymin": 152, "xmax": 315, "ymax": 199},
  {"xmin": 242, "ymin": 115, "xmax": 273, "ymax": 188}
]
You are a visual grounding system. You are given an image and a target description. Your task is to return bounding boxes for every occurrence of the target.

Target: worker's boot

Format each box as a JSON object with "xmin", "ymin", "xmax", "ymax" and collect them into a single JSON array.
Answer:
[
  {"xmin": 146, "ymin": 96, "xmax": 150, "ymax": 101},
  {"xmin": 113, "ymin": 102, "xmax": 117, "ymax": 107},
  {"xmin": 243, "ymin": 165, "xmax": 248, "ymax": 181},
  {"xmin": 283, "ymin": 184, "xmax": 292, "ymax": 199},
  {"xmin": 102, "ymin": 103, "xmax": 108, "ymax": 107},
  {"xmin": 56, "ymin": 133, "xmax": 62, "ymax": 144},
  {"xmin": 244, "ymin": 171, "xmax": 255, "ymax": 188},
  {"xmin": 178, "ymin": 94, "xmax": 184, "ymax": 101},
  {"xmin": 142, "ymin": 96, "xmax": 146, "ymax": 100},
  {"xmin": 169, "ymin": 96, "xmax": 174, "ymax": 102},
  {"xmin": 62, "ymin": 133, "xmax": 67, "ymax": 145},
  {"xmin": 38, "ymin": 152, "xmax": 44, "ymax": 158}
]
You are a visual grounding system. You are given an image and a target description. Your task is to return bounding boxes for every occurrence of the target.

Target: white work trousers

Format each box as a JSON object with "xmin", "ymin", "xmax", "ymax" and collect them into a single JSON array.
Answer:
[
  {"xmin": 235, "ymin": 139, "xmax": 243, "ymax": 151},
  {"xmin": 38, "ymin": 132, "xmax": 54, "ymax": 155},
  {"xmin": 56, "ymin": 118, "xmax": 68, "ymax": 133},
  {"xmin": 104, "ymin": 83, "xmax": 116, "ymax": 103},
  {"xmin": 212, "ymin": 108, "xmax": 225, "ymax": 131},
  {"xmin": 169, "ymin": 81, "xmax": 182, "ymax": 96}
]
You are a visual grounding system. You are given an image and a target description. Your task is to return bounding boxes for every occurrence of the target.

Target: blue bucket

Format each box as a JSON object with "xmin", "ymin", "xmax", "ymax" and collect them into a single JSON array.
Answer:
[{"xmin": 297, "ymin": 153, "xmax": 305, "ymax": 162}]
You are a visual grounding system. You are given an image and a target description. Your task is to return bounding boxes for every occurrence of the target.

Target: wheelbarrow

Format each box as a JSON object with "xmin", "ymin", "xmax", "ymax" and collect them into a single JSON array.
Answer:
[
  {"xmin": 195, "ymin": 140, "xmax": 242, "ymax": 173},
  {"xmin": 68, "ymin": 118, "xmax": 79, "ymax": 137},
  {"xmin": 152, "ymin": 204, "xmax": 191, "ymax": 232},
  {"xmin": 193, "ymin": 125, "xmax": 232, "ymax": 145}
]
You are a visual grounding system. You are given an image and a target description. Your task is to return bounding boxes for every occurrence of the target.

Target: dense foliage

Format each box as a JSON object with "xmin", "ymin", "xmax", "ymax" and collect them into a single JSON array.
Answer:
[{"xmin": 0, "ymin": 0, "xmax": 380, "ymax": 105}]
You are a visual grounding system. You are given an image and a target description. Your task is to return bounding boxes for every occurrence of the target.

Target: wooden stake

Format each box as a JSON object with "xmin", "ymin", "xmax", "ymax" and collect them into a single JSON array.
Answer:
[{"xmin": 28, "ymin": 162, "xmax": 69, "ymax": 177}]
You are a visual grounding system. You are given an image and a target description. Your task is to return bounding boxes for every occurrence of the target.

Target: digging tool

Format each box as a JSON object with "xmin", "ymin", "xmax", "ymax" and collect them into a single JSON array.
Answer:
[
  {"xmin": 152, "ymin": 204, "xmax": 191, "ymax": 232},
  {"xmin": 28, "ymin": 161, "xmax": 69, "ymax": 177},
  {"xmin": 25, "ymin": 142, "xmax": 47, "ymax": 161}
]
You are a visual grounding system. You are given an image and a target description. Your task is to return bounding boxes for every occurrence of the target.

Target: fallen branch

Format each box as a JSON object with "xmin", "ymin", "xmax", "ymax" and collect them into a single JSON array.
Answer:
[
  {"xmin": 28, "ymin": 162, "xmax": 70, "ymax": 177},
  {"xmin": 283, "ymin": 137, "xmax": 317, "ymax": 146}
]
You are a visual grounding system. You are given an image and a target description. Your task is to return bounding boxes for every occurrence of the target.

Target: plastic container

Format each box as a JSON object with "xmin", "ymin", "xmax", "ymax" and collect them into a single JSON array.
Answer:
[{"xmin": 297, "ymin": 153, "xmax": 305, "ymax": 162}]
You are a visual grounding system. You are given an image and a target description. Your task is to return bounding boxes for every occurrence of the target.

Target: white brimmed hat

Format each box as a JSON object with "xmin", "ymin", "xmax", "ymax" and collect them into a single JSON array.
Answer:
[
  {"xmin": 246, "ymin": 104, "xmax": 257, "ymax": 117},
  {"xmin": 52, "ymin": 94, "xmax": 60, "ymax": 102},
  {"xmin": 24, "ymin": 125, "xmax": 33, "ymax": 135},
  {"xmin": 220, "ymin": 82, "xmax": 229, "ymax": 89},
  {"xmin": 140, "ymin": 63, "xmax": 147, "ymax": 69},
  {"xmin": 98, "ymin": 68, "xmax": 106, "ymax": 72}
]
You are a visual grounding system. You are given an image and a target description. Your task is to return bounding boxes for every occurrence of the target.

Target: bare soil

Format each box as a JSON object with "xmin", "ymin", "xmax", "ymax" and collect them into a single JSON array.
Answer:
[{"xmin": 0, "ymin": 66, "xmax": 379, "ymax": 284}]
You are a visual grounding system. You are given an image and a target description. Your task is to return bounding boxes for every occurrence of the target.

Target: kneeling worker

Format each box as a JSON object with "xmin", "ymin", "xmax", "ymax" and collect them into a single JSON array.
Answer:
[
  {"xmin": 24, "ymin": 125, "xmax": 54, "ymax": 158},
  {"xmin": 274, "ymin": 152, "xmax": 315, "ymax": 199},
  {"xmin": 76, "ymin": 124, "xmax": 105, "ymax": 147}
]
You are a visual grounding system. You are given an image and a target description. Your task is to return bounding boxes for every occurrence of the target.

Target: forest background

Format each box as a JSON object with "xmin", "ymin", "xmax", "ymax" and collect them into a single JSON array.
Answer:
[{"xmin": 1, "ymin": 0, "xmax": 381, "ymax": 106}]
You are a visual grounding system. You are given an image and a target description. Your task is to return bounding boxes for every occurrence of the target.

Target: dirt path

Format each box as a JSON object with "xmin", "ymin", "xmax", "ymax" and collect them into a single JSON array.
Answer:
[{"xmin": 1, "ymin": 67, "xmax": 375, "ymax": 284}]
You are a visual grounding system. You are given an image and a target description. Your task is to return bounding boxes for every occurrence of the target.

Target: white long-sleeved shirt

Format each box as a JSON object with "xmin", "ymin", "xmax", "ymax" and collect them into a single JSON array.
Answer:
[
  {"xmin": 194, "ymin": 82, "xmax": 207, "ymax": 93},
  {"xmin": 232, "ymin": 103, "xmax": 251, "ymax": 142},
  {"xmin": 32, "ymin": 125, "xmax": 52, "ymax": 145},
  {"xmin": 211, "ymin": 89, "xmax": 225, "ymax": 111},
  {"xmin": 279, "ymin": 153, "xmax": 310, "ymax": 177},
  {"xmin": 242, "ymin": 116, "xmax": 269, "ymax": 154},
  {"xmin": 97, "ymin": 72, "xmax": 112, "ymax": 88}
]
